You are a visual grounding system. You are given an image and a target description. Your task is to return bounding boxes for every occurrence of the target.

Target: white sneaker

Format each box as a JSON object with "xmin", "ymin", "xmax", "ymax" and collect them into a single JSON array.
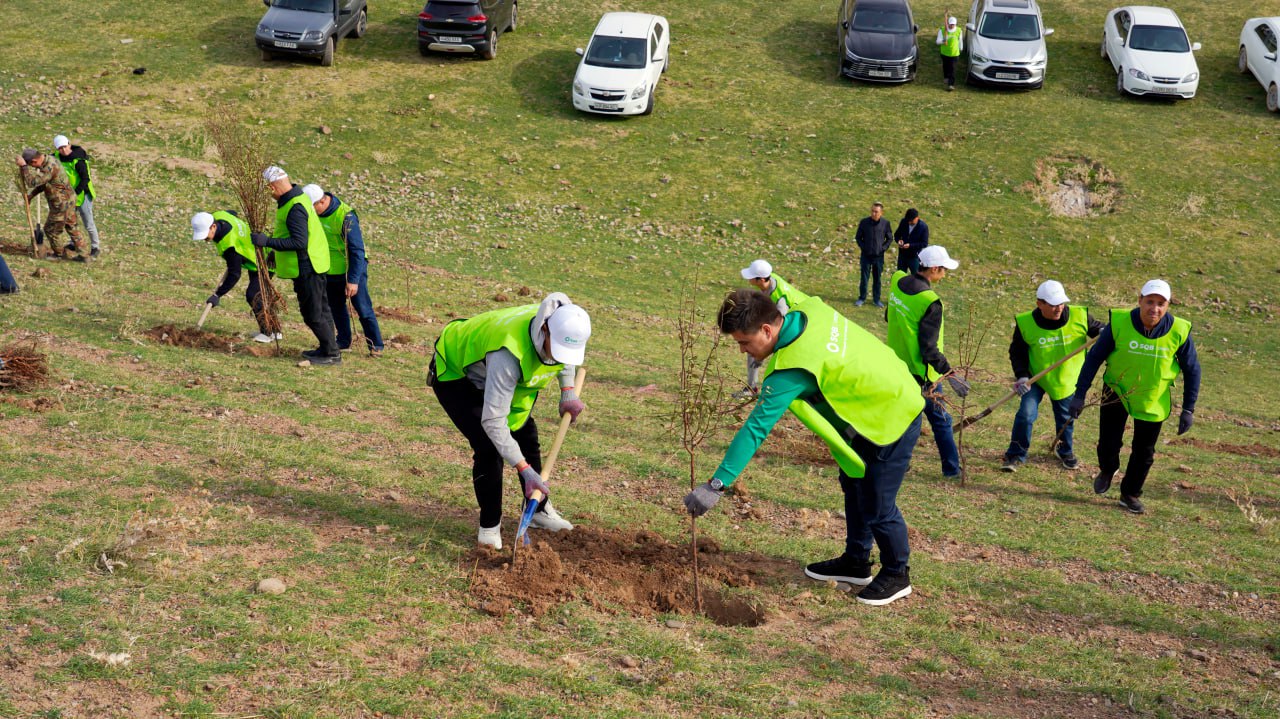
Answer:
[
  {"xmin": 252, "ymin": 333, "xmax": 273, "ymax": 343},
  {"xmin": 530, "ymin": 502, "xmax": 574, "ymax": 532},
  {"xmin": 477, "ymin": 524, "xmax": 502, "ymax": 549}
]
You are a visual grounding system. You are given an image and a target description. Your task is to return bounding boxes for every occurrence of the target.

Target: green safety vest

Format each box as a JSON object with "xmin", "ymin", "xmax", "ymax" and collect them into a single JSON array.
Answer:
[
  {"xmin": 433, "ymin": 304, "xmax": 564, "ymax": 430},
  {"xmin": 1102, "ymin": 310, "xmax": 1190, "ymax": 422},
  {"xmin": 886, "ymin": 270, "xmax": 944, "ymax": 383},
  {"xmin": 315, "ymin": 195, "xmax": 353, "ymax": 277},
  {"xmin": 271, "ymin": 190, "xmax": 330, "ymax": 280},
  {"xmin": 769, "ymin": 275, "xmax": 810, "ymax": 312},
  {"xmin": 1015, "ymin": 306, "xmax": 1089, "ymax": 400},
  {"xmin": 766, "ymin": 297, "xmax": 925, "ymax": 478},
  {"xmin": 57, "ymin": 154, "xmax": 95, "ymax": 207},
  {"xmin": 211, "ymin": 211, "xmax": 259, "ymax": 273},
  {"xmin": 941, "ymin": 26, "xmax": 962, "ymax": 57}
]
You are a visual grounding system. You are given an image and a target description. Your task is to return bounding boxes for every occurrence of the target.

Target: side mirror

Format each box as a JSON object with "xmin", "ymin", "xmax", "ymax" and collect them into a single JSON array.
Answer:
[
  {"xmin": 1266, "ymin": 52, "xmax": 1278, "ymax": 62},
  {"xmin": 841, "ymin": 21, "xmax": 849, "ymax": 29},
  {"xmin": 575, "ymin": 47, "xmax": 584, "ymax": 56},
  {"xmin": 913, "ymin": 24, "xmax": 919, "ymax": 33},
  {"xmin": 1044, "ymin": 28, "xmax": 1054, "ymax": 37},
  {"xmin": 965, "ymin": 22, "xmax": 976, "ymax": 32},
  {"xmin": 1191, "ymin": 42, "xmax": 1202, "ymax": 52},
  {"xmin": 263, "ymin": 0, "xmax": 270, "ymax": 6}
]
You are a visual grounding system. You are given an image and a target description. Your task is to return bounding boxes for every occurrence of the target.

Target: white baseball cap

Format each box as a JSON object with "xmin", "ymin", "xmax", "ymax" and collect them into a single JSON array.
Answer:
[
  {"xmin": 302, "ymin": 183, "xmax": 324, "ymax": 204},
  {"xmin": 947, "ymin": 16, "xmax": 957, "ymax": 26},
  {"xmin": 918, "ymin": 245, "xmax": 959, "ymax": 270},
  {"xmin": 1140, "ymin": 279, "xmax": 1171, "ymax": 301},
  {"xmin": 191, "ymin": 212, "xmax": 215, "ymax": 241},
  {"xmin": 1036, "ymin": 280, "xmax": 1070, "ymax": 305},
  {"xmin": 740, "ymin": 259, "xmax": 773, "ymax": 280},
  {"xmin": 263, "ymin": 165, "xmax": 288, "ymax": 183},
  {"xmin": 52, "ymin": 135, "xmax": 70, "ymax": 149},
  {"xmin": 546, "ymin": 304, "xmax": 591, "ymax": 365}
]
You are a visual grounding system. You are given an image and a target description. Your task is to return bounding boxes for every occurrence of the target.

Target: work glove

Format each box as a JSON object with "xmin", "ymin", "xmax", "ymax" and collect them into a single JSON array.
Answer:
[
  {"xmin": 946, "ymin": 374, "xmax": 970, "ymax": 398},
  {"xmin": 1068, "ymin": 395, "xmax": 1085, "ymax": 419},
  {"xmin": 1013, "ymin": 377, "xmax": 1031, "ymax": 397},
  {"xmin": 1177, "ymin": 410, "xmax": 1194, "ymax": 436},
  {"xmin": 250, "ymin": 232, "xmax": 269, "ymax": 247},
  {"xmin": 206, "ymin": 294, "xmax": 220, "ymax": 308},
  {"xmin": 558, "ymin": 388, "xmax": 585, "ymax": 423},
  {"xmin": 518, "ymin": 465, "xmax": 550, "ymax": 501},
  {"xmin": 684, "ymin": 481, "xmax": 723, "ymax": 517}
]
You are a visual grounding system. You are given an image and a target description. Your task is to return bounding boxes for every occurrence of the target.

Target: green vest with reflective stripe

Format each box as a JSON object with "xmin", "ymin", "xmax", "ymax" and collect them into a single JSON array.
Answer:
[
  {"xmin": 769, "ymin": 275, "xmax": 810, "ymax": 313},
  {"xmin": 941, "ymin": 26, "xmax": 962, "ymax": 57},
  {"xmin": 1102, "ymin": 310, "xmax": 1190, "ymax": 422},
  {"xmin": 57, "ymin": 155, "xmax": 95, "ymax": 207},
  {"xmin": 1015, "ymin": 306, "xmax": 1089, "ymax": 400},
  {"xmin": 271, "ymin": 191, "xmax": 330, "ymax": 279},
  {"xmin": 886, "ymin": 270, "xmax": 944, "ymax": 382},
  {"xmin": 212, "ymin": 211, "xmax": 258, "ymax": 272},
  {"xmin": 766, "ymin": 297, "xmax": 925, "ymax": 478},
  {"xmin": 434, "ymin": 304, "xmax": 564, "ymax": 430},
  {"xmin": 316, "ymin": 196, "xmax": 352, "ymax": 277}
]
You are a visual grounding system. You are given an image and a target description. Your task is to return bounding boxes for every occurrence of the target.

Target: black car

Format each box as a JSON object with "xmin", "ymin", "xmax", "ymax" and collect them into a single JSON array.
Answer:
[
  {"xmin": 838, "ymin": 0, "xmax": 919, "ymax": 83},
  {"xmin": 417, "ymin": 0, "xmax": 516, "ymax": 60}
]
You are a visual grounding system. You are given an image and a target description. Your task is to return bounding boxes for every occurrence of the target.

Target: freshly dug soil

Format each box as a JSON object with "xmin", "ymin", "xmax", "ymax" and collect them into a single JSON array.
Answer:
[
  {"xmin": 145, "ymin": 325, "xmax": 275, "ymax": 357},
  {"xmin": 468, "ymin": 525, "xmax": 792, "ymax": 626}
]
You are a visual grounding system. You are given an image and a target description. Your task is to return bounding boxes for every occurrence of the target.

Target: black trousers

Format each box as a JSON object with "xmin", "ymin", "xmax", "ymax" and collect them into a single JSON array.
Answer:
[
  {"xmin": 942, "ymin": 55, "xmax": 957, "ymax": 86},
  {"xmin": 245, "ymin": 271, "xmax": 268, "ymax": 334},
  {"xmin": 433, "ymin": 377, "xmax": 542, "ymax": 528},
  {"xmin": 1097, "ymin": 387, "xmax": 1163, "ymax": 498},
  {"xmin": 293, "ymin": 270, "xmax": 337, "ymax": 356}
]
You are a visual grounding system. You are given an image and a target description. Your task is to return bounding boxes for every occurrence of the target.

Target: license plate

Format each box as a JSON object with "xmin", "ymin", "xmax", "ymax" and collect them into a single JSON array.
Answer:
[
  {"xmin": 440, "ymin": 36, "xmax": 462, "ymax": 42},
  {"xmin": 591, "ymin": 103, "xmax": 620, "ymax": 110},
  {"xmin": 274, "ymin": 41, "xmax": 298, "ymax": 48},
  {"xmin": 867, "ymin": 69, "xmax": 892, "ymax": 78},
  {"xmin": 1151, "ymin": 86, "xmax": 1178, "ymax": 93},
  {"xmin": 995, "ymin": 72, "xmax": 1019, "ymax": 79}
]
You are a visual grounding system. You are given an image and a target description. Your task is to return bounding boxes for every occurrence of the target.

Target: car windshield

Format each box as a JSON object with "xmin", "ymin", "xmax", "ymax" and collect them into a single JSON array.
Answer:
[
  {"xmin": 978, "ymin": 12, "xmax": 1040, "ymax": 41},
  {"xmin": 585, "ymin": 36, "xmax": 647, "ymax": 69},
  {"xmin": 272, "ymin": 0, "xmax": 331, "ymax": 11},
  {"xmin": 850, "ymin": 8, "xmax": 912, "ymax": 33},
  {"xmin": 1128, "ymin": 25, "xmax": 1191, "ymax": 53}
]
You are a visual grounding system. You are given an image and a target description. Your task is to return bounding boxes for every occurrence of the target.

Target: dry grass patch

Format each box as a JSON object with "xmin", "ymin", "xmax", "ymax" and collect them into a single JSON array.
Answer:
[{"xmin": 1025, "ymin": 155, "xmax": 1120, "ymax": 217}]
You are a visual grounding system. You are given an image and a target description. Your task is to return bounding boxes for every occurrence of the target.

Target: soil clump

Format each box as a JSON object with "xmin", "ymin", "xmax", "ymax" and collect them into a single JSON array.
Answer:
[{"xmin": 145, "ymin": 324, "xmax": 275, "ymax": 356}]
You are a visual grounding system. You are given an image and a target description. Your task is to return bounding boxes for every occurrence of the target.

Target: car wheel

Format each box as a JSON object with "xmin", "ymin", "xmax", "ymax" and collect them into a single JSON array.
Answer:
[
  {"xmin": 352, "ymin": 9, "xmax": 367, "ymax": 38},
  {"xmin": 1116, "ymin": 67, "xmax": 1126, "ymax": 96},
  {"xmin": 508, "ymin": 2, "xmax": 517, "ymax": 32},
  {"xmin": 261, "ymin": 49, "xmax": 273, "ymax": 62},
  {"xmin": 321, "ymin": 37, "xmax": 335, "ymax": 66},
  {"xmin": 1100, "ymin": 34, "xmax": 1108, "ymax": 59},
  {"xmin": 1239, "ymin": 45, "xmax": 1249, "ymax": 74},
  {"xmin": 1269, "ymin": 83, "xmax": 1279, "ymax": 112},
  {"xmin": 481, "ymin": 29, "xmax": 498, "ymax": 59},
  {"xmin": 419, "ymin": 43, "xmax": 431, "ymax": 57},
  {"xmin": 641, "ymin": 86, "xmax": 654, "ymax": 115}
]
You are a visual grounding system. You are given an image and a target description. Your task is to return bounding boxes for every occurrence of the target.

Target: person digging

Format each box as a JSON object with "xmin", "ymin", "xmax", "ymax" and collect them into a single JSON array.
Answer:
[
  {"xmin": 15, "ymin": 148, "xmax": 88, "ymax": 262},
  {"xmin": 191, "ymin": 210, "xmax": 279, "ymax": 342}
]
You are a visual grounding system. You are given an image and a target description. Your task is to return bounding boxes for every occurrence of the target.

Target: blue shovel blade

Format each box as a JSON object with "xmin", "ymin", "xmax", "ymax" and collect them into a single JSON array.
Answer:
[{"xmin": 515, "ymin": 500, "xmax": 538, "ymax": 544}]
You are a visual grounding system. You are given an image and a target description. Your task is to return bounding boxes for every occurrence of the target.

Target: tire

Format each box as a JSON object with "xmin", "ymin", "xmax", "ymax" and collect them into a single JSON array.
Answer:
[
  {"xmin": 481, "ymin": 29, "xmax": 497, "ymax": 59},
  {"xmin": 1269, "ymin": 83, "xmax": 1279, "ymax": 112},
  {"xmin": 641, "ymin": 86, "xmax": 654, "ymax": 115},
  {"xmin": 1116, "ymin": 67, "xmax": 1126, "ymax": 95},
  {"xmin": 321, "ymin": 37, "xmax": 335, "ymax": 67},
  {"xmin": 261, "ymin": 49, "xmax": 273, "ymax": 62},
  {"xmin": 662, "ymin": 53, "xmax": 669, "ymax": 73},
  {"xmin": 419, "ymin": 43, "xmax": 431, "ymax": 57},
  {"xmin": 352, "ymin": 9, "xmax": 367, "ymax": 38},
  {"xmin": 1239, "ymin": 45, "xmax": 1249, "ymax": 74},
  {"xmin": 1100, "ymin": 34, "xmax": 1108, "ymax": 59},
  {"xmin": 508, "ymin": 2, "xmax": 517, "ymax": 32}
]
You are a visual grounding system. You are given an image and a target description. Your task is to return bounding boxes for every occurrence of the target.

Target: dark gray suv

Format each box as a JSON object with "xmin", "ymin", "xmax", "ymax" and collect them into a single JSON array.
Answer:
[
  {"xmin": 256, "ymin": 0, "xmax": 369, "ymax": 67},
  {"xmin": 417, "ymin": 0, "xmax": 516, "ymax": 60}
]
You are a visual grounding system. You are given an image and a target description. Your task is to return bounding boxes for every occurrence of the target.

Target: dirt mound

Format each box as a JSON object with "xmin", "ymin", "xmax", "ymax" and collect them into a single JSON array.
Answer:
[
  {"xmin": 375, "ymin": 305, "xmax": 425, "ymax": 324},
  {"xmin": 1024, "ymin": 155, "xmax": 1120, "ymax": 217},
  {"xmin": 144, "ymin": 325, "xmax": 274, "ymax": 356},
  {"xmin": 1169, "ymin": 437, "xmax": 1280, "ymax": 459},
  {"xmin": 0, "ymin": 241, "xmax": 33, "ymax": 255},
  {"xmin": 468, "ymin": 526, "xmax": 789, "ymax": 626}
]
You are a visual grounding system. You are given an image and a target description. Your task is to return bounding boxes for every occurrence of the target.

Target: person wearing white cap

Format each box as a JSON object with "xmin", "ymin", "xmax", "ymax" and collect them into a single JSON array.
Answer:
[
  {"xmin": 737, "ymin": 259, "xmax": 810, "ymax": 396},
  {"xmin": 936, "ymin": 13, "xmax": 964, "ymax": 90},
  {"xmin": 886, "ymin": 245, "xmax": 967, "ymax": 478},
  {"xmin": 191, "ymin": 210, "xmax": 279, "ymax": 342},
  {"xmin": 1069, "ymin": 280, "xmax": 1201, "ymax": 514},
  {"xmin": 251, "ymin": 166, "xmax": 340, "ymax": 365},
  {"xmin": 301, "ymin": 183, "xmax": 384, "ymax": 357},
  {"xmin": 1000, "ymin": 280, "xmax": 1104, "ymax": 472},
  {"xmin": 430, "ymin": 294, "xmax": 592, "ymax": 548},
  {"xmin": 54, "ymin": 134, "xmax": 101, "ymax": 258}
]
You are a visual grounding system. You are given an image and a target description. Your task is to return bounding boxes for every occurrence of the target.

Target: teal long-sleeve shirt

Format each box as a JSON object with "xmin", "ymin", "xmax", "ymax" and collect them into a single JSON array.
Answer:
[{"xmin": 712, "ymin": 312, "xmax": 852, "ymax": 486}]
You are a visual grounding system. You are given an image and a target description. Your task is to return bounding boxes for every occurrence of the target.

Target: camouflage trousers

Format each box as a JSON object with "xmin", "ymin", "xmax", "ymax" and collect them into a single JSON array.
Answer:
[{"xmin": 43, "ymin": 191, "xmax": 85, "ymax": 256}]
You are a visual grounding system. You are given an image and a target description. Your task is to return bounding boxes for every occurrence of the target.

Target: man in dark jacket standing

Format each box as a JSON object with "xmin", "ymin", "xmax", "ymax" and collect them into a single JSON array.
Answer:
[
  {"xmin": 893, "ymin": 208, "xmax": 929, "ymax": 274},
  {"xmin": 854, "ymin": 202, "xmax": 894, "ymax": 307}
]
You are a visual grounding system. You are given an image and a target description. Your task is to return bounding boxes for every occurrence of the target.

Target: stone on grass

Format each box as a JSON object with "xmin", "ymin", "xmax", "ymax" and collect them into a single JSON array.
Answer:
[{"xmin": 256, "ymin": 577, "xmax": 287, "ymax": 595}]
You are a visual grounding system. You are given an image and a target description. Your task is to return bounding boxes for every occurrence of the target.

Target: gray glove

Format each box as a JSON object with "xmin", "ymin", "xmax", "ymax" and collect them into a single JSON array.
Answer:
[
  {"xmin": 1177, "ymin": 410, "xmax": 1193, "ymax": 435},
  {"xmin": 558, "ymin": 388, "xmax": 585, "ymax": 423},
  {"xmin": 946, "ymin": 374, "xmax": 970, "ymax": 398},
  {"xmin": 1013, "ymin": 377, "xmax": 1030, "ymax": 397},
  {"xmin": 518, "ymin": 465, "xmax": 549, "ymax": 500},
  {"xmin": 684, "ymin": 481, "xmax": 723, "ymax": 517}
]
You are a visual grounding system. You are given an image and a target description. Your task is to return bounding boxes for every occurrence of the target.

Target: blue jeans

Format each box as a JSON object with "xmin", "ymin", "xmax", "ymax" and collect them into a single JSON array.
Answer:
[
  {"xmin": 77, "ymin": 196, "xmax": 100, "ymax": 250},
  {"xmin": 0, "ymin": 251, "xmax": 17, "ymax": 293},
  {"xmin": 1004, "ymin": 384, "xmax": 1075, "ymax": 461},
  {"xmin": 839, "ymin": 413, "xmax": 922, "ymax": 574},
  {"xmin": 858, "ymin": 255, "xmax": 885, "ymax": 303},
  {"xmin": 921, "ymin": 383, "xmax": 961, "ymax": 476},
  {"xmin": 326, "ymin": 275, "xmax": 384, "ymax": 351}
]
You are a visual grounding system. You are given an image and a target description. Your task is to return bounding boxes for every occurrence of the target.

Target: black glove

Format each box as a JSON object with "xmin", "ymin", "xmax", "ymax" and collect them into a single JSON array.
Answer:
[
  {"xmin": 1068, "ymin": 395, "xmax": 1085, "ymax": 419},
  {"xmin": 684, "ymin": 481, "xmax": 723, "ymax": 517},
  {"xmin": 250, "ymin": 232, "xmax": 269, "ymax": 247},
  {"xmin": 1177, "ymin": 410, "xmax": 1193, "ymax": 435},
  {"xmin": 206, "ymin": 294, "xmax": 220, "ymax": 308},
  {"xmin": 946, "ymin": 374, "xmax": 970, "ymax": 398}
]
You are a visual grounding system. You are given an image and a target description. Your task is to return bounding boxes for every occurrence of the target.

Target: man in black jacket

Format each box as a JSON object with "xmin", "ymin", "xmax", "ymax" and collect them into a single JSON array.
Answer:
[
  {"xmin": 893, "ymin": 208, "xmax": 929, "ymax": 274},
  {"xmin": 854, "ymin": 202, "xmax": 894, "ymax": 307}
]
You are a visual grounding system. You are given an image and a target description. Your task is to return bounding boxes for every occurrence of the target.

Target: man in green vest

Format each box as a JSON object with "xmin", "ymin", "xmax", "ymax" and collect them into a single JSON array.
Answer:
[
  {"xmin": 191, "ymin": 211, "xmax": 278, "ymax": 342},
  {"xmin": 685, "ymin": 288, "xmax": 925, "ymax": 606},
  {"xmin": 936, "ymin": 14, "xmax": 963, "ymax": 91},
  {"xmin": 250, "ymin": 166, "xmax": 339, "ymax": 365},
  {"xmin": 737, "ymin": 259, "xmax": 810, "ymax": 397},
  {"xmin": 885, "ymin": 245, "xmax": 968, "ymax": 478},
  {"xmin": 1069, "ymin": 280, "xmax": 1201, "ymax": 514},
  {"xmin": 302, "ymin": 184, "xmax": 384, "ymax": 357},
  {"xmin": 1001, "ymin": 280, "xmax": 1104, "ymax": 472},
  {"xmin": 431, "ymin": 294, "xmax": 591, "ymax": 549},
  {"xmin": 54, "ymin": 135, "xmax": 101, "ymax": 258}
]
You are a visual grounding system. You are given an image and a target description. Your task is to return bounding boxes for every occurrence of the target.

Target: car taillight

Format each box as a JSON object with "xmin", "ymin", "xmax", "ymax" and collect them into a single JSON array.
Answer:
[
  {"xmin": 418, "ymin": 12, "xmax": 432, "ymax": 20},
  {"xmin": 468, "ymin": 14, "xmax": 487, "ymax": 22}
]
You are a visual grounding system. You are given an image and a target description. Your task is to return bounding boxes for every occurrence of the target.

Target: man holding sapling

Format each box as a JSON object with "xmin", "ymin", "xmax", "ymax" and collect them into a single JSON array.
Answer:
[
  {"xmin": 736, "ymin": 259, "xmax": 809, "ymax": 397},
  {"xmin": 1069, "ymin": 280, "xmax": 1201, "ymax": 515},
  {"xmin": 191, "ymin": 210, "xmax": 279, "ymax": 342},
  {"xmin": 685, "ymin": 287, "xmax": 924, "ymax": 606}
]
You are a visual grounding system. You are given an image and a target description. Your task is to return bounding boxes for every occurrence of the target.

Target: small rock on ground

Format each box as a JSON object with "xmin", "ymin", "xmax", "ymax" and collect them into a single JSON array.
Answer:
[{"xmin": 256, "ymin": 577, "xmax": 287, "ymax": 595}]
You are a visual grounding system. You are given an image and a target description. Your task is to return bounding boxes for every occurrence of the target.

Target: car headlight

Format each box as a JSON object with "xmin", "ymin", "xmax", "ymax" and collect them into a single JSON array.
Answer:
[
  {"xmin": 257, "ymin": 23, "xmax": 269, "ymax": 35},
  {"xmin": 1128, "ymin": 67, "xmax": 1149, "ymax": 81},
  {"xmin": 1182, "ymin": 71, "xmax": 1199, "ymax": 82},
  {"xmin": 971, "ymin": 53, "xmax": 989, "ymax": 64},
  {"xmin": 631, "ymin": 83, "xmax": 647, "ymax": 100},
  {"xmin": 302, "ymin": 30, "xmax": 324, "ymax": 41},
  {"xmin": 573, "ymin": 80, "xmax": 584, "ymax": 96},
  {"xmin": 1031, "ymin": 59, "xmax": 1046, "ymax": 67}
]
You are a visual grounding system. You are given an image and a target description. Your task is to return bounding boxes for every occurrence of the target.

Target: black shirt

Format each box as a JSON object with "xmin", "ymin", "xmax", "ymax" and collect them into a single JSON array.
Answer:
[{"xmin": 1008, "ymin": 306, "xmax": 1105, "ymax": 380}]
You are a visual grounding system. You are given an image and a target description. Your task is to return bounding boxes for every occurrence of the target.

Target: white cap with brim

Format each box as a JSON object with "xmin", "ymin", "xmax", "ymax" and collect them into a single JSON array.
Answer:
[
  {"xmin": 1140, "ymin": 279, "xmax": 1171, "ymax": 301},
  {"xmin": 263, "ymin": 165, "xmax": 288, "ymax": 183},
  {"xmin": 740, "ymin": 259, "xmax": 773, "ymax": 280},
  {"xmin": 546, "ymin": 304, "xmax": 591, "ymax": 365},
  {"xmin": 191, "ymin": 212, "xmax": 214, "ymax": 241},
  {"xmin": 947, "ymin": 16, "xmax": 957, "ymax": 26},
  {"xmin": 53, "ymin": 135, "xmax": 69, "ymax": 149},
  {"xmin": 302, "ymin": 184, "xmax": 324, "ymax": 204},
  {"xmin": 1036, "ymin": 280, "xmax": 1070, "ymax": 305},
  {"xmin": 918, "ymin": 245, "xmax": 959, "ymax": 270}
]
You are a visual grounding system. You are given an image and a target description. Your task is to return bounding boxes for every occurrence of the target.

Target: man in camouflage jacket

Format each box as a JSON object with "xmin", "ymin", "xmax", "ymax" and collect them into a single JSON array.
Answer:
[{"xmin": 16, "ymin": 148, "xmax": 87, "ymax": 261}]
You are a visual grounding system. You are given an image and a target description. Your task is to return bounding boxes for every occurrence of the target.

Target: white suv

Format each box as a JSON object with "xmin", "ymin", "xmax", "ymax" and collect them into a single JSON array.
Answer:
[
  {"xmin": 572, "ymin": 13, "xmax": 669, "ymax": 116},
  {"xmin": 965, "ymin": 0, "xmax": 1054, "ymax": 88}
]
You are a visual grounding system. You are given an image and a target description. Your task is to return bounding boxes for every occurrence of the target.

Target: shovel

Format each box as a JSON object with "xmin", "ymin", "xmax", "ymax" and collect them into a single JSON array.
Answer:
[
  {"xmin": 515, "ymin": 366, "xmax": 587, "ymax": 546},
  {"xmin": 15, "ymin": 170, "xmax": 44, "ymax": 258},
  {"xmin": 959, "ymin": 337, "xmax": 1096, "ymax": 429},
  {"xmin": 197, "ymin": 271, "xmax": 227, "ymax": 329}
]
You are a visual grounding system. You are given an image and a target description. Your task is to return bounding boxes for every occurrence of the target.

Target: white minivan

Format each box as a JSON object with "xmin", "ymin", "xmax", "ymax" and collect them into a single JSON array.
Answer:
[{"xmin": 572, "ymin": 12, "xmax": 670, "ymax": 116}]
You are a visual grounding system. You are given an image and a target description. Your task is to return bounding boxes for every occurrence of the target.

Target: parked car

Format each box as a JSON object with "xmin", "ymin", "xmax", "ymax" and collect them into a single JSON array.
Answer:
[
  {"xmin": 838, "ymin": 0, "xmax": 919, "ymax": 83},
  {"xmin": 1102, "ymin": 6, "xmax": 1200, "ymax": 99},
  {"xmin": 1239, "ymin": 17, "xmax": 1280, "ymax": 112},
  {"xmin": 417, "ymin": 0, "xmax": 516, "ymax": 60},
  {"xmin": 572, "ymin": 13, "xmax": 669, "ymax": 116},
  {"xmin": 256, "ymin": 0, "xmax": 368, "ymax": 67},
  {"xmin": 964, "ymin": 0, "xmax": 1052, "ymax": 88}
]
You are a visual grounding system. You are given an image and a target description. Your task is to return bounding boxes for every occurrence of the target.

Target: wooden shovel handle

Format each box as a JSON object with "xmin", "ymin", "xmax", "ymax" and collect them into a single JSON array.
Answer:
[
  {"xmin": 959, "ymin": 337, "xmax": 1096, "ymax": 429},
  {"xmin": 540, "ymin": 366, "xmax": 587, "ymax": 483}
]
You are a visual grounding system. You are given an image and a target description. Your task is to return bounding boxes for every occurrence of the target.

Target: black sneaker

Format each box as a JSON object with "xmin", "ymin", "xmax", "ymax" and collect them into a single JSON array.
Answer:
[
  {"xmin": 63, "ymin": 243, "xmax": 76, "ymax": 255},
  {"xmin": 1060, "ymin": 454, "xmax": 1080, "ymax": 470},
  {"xmin": 301, "ymin": 348, "xmax": 325, "ymax": 359},
  {"xmin": 1118, "ymin": 495, "xmax": 1145, "ymax": 514},
  {"xmin": 1093, "ymin": 469, "xmax": 1116, "ymax": 495},
  {"xmin": 1000, "ymin": 455, "xmax": 1024, "ymax": 472},
  {"xmin": 856, "ymin": 568, "xmax": 912, "ymax": 606},
  {"xmin": 308, "ymin": 354, "xmax": 342, "ymax": 366},
  {"xmin": 804, "ymin": 555, "xmax": 874, "ymax": 586},
  {"xmin": 90, "ymin": 247, "xmax": 100, "ymax": 258}
]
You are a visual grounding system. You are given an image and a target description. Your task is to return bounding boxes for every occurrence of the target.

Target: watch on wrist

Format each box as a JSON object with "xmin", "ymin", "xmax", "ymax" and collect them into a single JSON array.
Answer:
[{"xmin": 709, "ymin": 478, "xmax": 725, "ymax": 492}]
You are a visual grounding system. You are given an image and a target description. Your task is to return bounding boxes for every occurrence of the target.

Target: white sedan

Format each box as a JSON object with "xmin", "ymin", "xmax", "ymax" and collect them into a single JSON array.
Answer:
[
  {"xmin": 1240, "ymin": 17, "xmax": 1280, "ymax": 112},
  {"xmin": 1102, "ymin": 6, "xmax": 1201, "ymax": 99},
  {"xmin": 572, "ymin": 12, "xmax": 669, "ymax": 116}
]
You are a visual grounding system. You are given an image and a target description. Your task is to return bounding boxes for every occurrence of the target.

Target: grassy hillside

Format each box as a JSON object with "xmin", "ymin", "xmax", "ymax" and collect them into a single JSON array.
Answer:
[{"xmin": 0, "ymin": 0, "xmax": 1277, "ymax": 717}]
